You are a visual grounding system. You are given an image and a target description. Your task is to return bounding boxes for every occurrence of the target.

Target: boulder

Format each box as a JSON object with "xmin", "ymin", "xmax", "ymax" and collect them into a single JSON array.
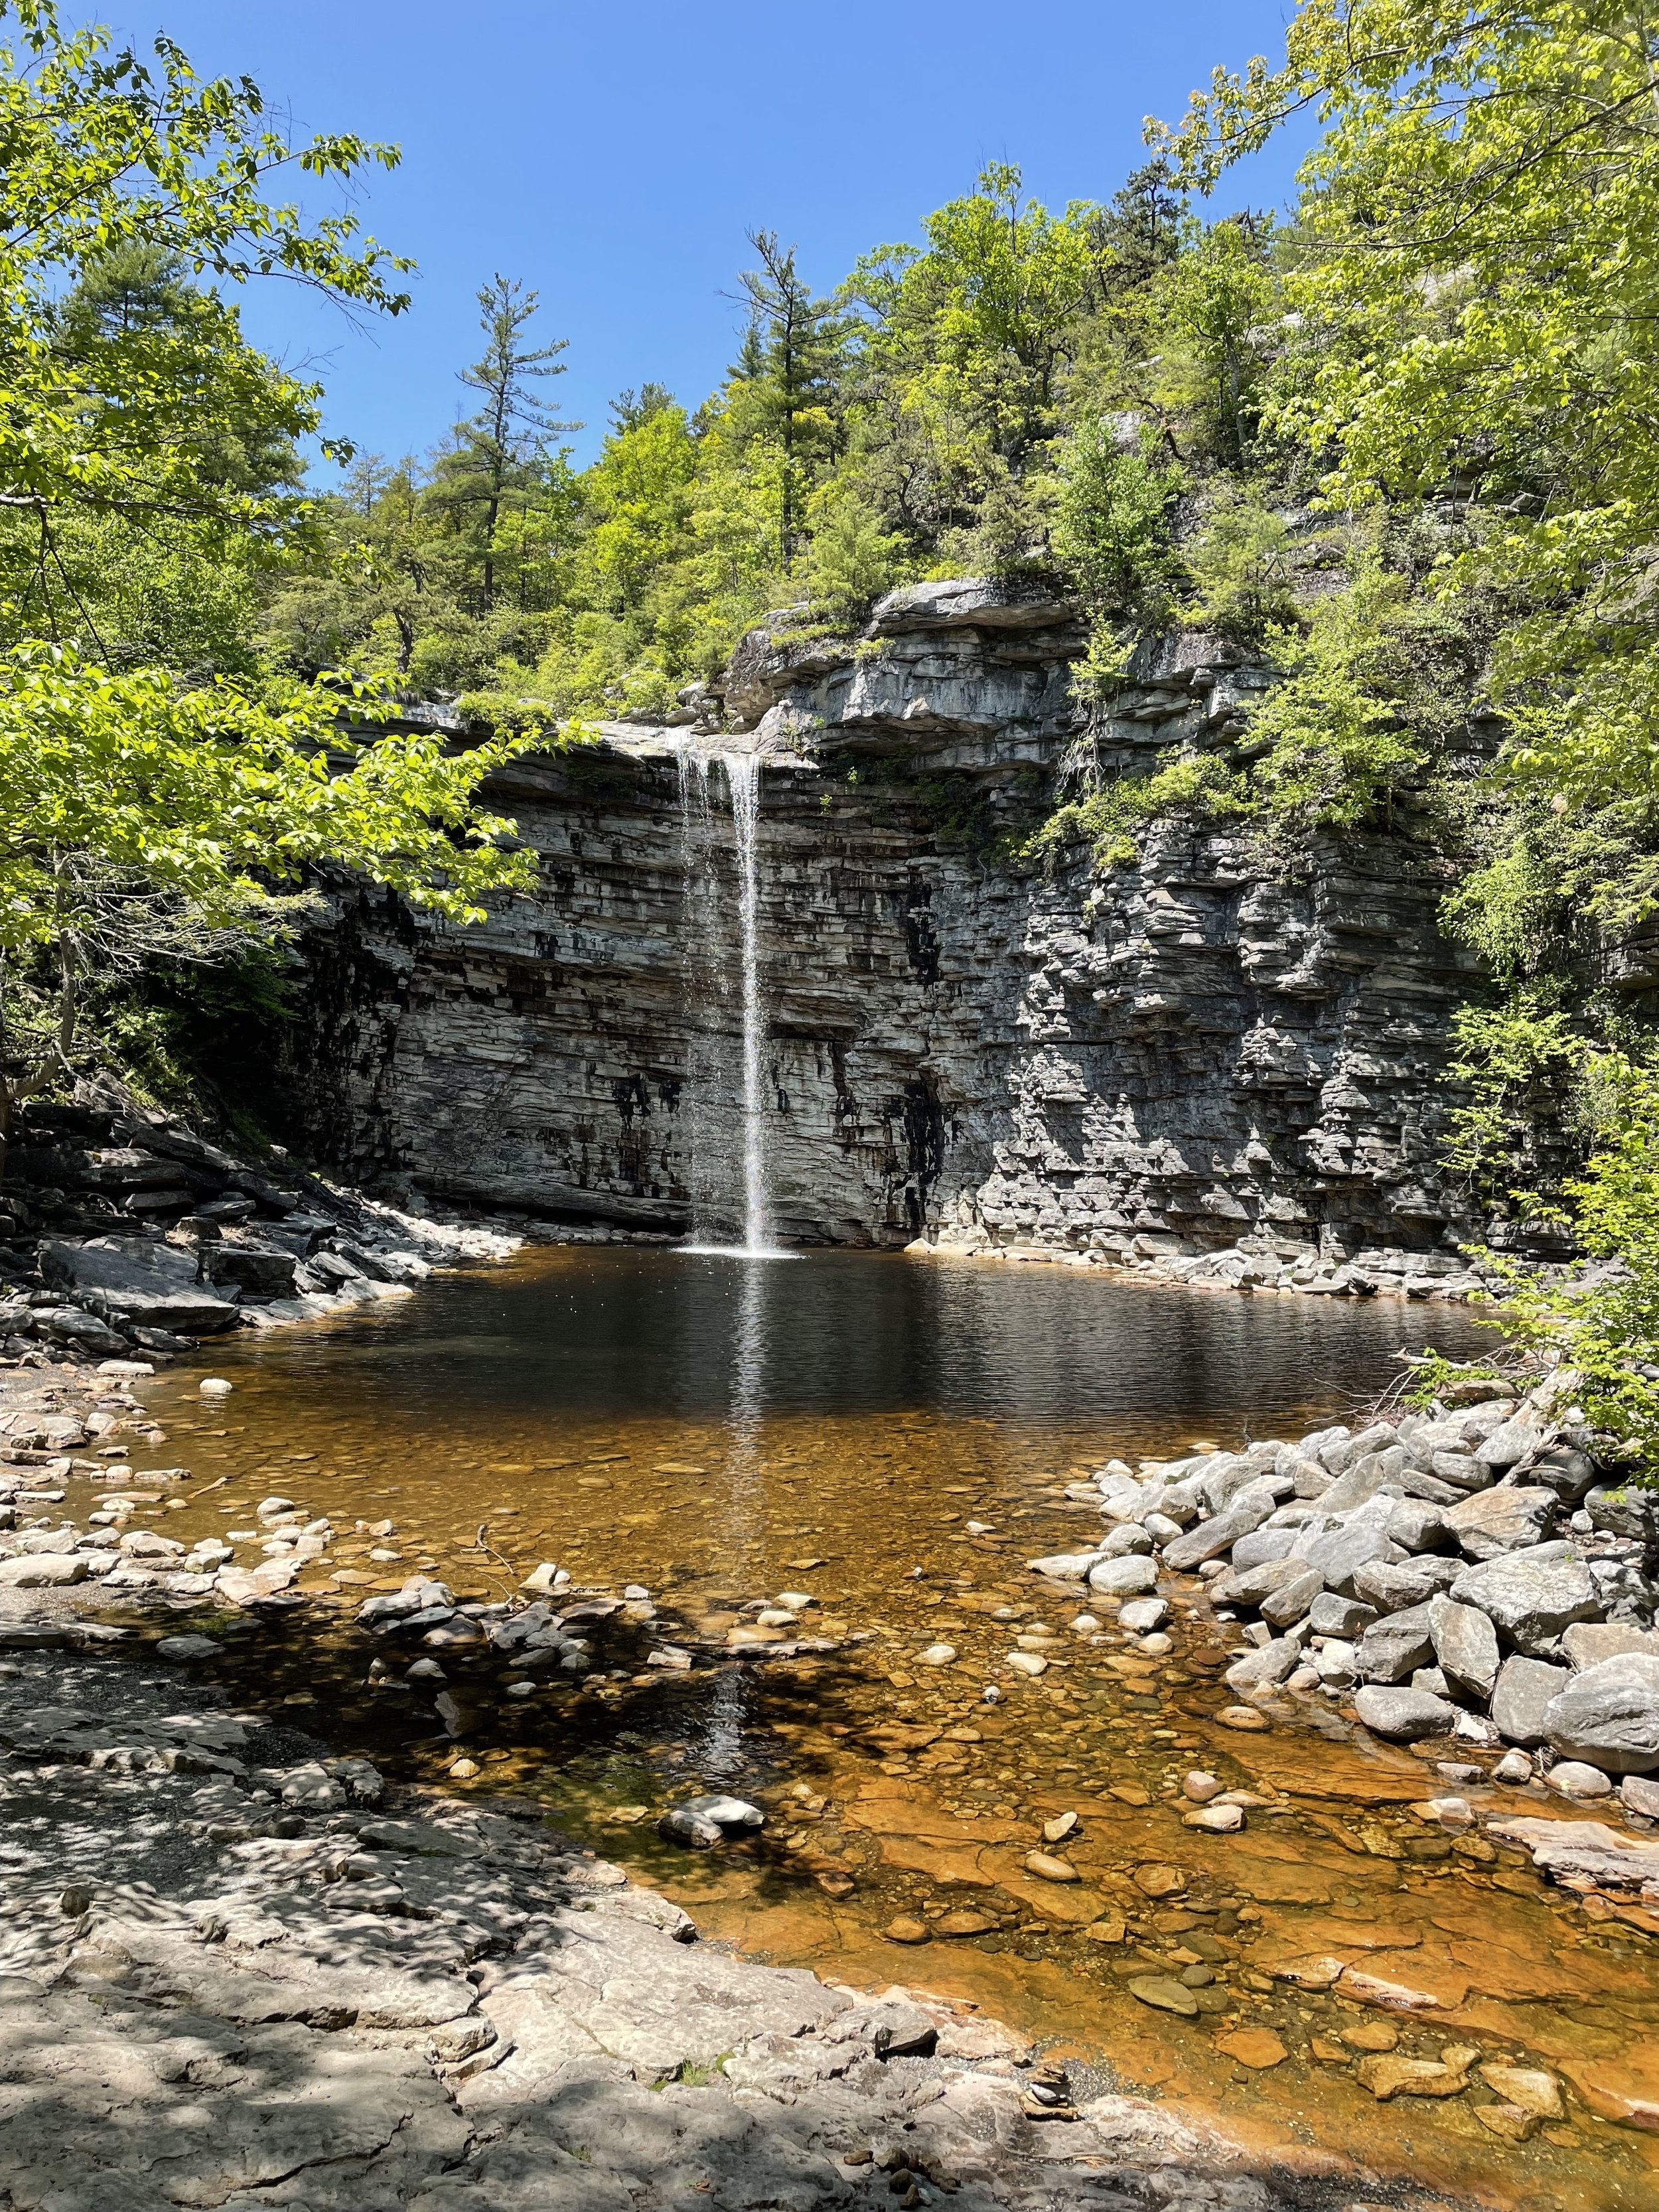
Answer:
[
  {"xmin": 1162, "ymin": 1497, "xmax": 1273, "ymax": 1570},
  {"xmin": 1385, "ymin": 1500, "xmax": 1454, "ymax": 1554},
  {"xmin": 1430, "ymin": 1451, "xmax": 1494, "ymax": 1492},
  {"xmin": 1475, "ymin": 1416, "xmax": 1545, "ymax": 1471},
  {"xmin": 1542, "ymin": 1655, "xmax": 1659, "ymax": 1774},
  {"xmin": 202, "ymin": 1243, "xmax": 299, "ymax": 1301},
  {"xmin": 0, "ymin": 1553, "xmax": 90, "ymax": 1587},
  {"xmin": 1445, "ymin": 1486, "xmax": 1557, "ymax": 1560},
  {"xmin": 1429, "ymin": 1594, "xmax": 1500, "ymax": 1703},
  {"xmin": 1319, "ymin": 1449, "xmax": 1407, "ymax": 1516},
  {"xmin": 38, "ymin": 1234, "xmax": 240, "ymax": 1333},
  {"xmin": 1528, "ymin": 1449, "xmax": 1599, "ymax": 1505},
  {"xmin": 1223, "ymin": 1638, "xmax": 1302, "ymax": 1691},
  {"xmin": 1088, "ymin": 1553, "xmax": 1159, "ymax": 1597},
  {"xmin": 1260, "ymin": 1567, "xmax": 1323, "ymax": 1629},
  {"xmin": 1353, "ymin": 1685, "xmax": 1459, "ymax": 1740},
  {"xmin": 1584, "ymin": 1484, "xmax": 1659, "ymax": 1542},
  {"xmin": 1449, "ymin": 1546, "xmax": 1601, "ymax": 1655},
  {"xmin": 1563, "ymin": 1621, "xmax": 1659, "ymax": 1669},
  {"xmin": 1230, "ymin": 1528, "xmax": 1298, "ymax": 1570},
  {"xmin": 1352, "ymin": 1556, "xmax": 1464, "ymax": 1614},
  {"xmin": 1490, "ymin": 1655, "xmax": 1570, "ymax": 1747},
  {"xmin": 1216, "ymin": 1556, "xmax": 1303, "ymax": 1608},
  {"xmin": 1356, "ymin": 1604, "xmax": 1437, "ymax": 1686},
  {"xmin": 1308, "ymin": 1593, "xmax": 1378, "ymax": 1639},
  {"xmin": 1029, "ymin": 1552, "xmax": 1104, "ymax": 1581},
  {"xmin": 1301, "ymin": 1519, "xmax": 1403, "ymax": 1598}
]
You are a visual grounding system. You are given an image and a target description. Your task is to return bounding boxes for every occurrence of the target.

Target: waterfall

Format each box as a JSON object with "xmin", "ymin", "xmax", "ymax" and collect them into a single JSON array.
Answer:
[
  {"xmin": 674, "ymin": 743, "xmax": 788, "ymax": 1258},
  {"xmin": 725, "ymin": 753, "xmax": 772, "ymax": 1256}
]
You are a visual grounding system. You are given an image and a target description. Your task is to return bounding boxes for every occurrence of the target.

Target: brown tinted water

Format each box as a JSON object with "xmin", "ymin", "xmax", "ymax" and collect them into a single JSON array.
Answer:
[{"xmin": 84, "ymin": 1248, "xmax": 1659, "ymax": 2209}]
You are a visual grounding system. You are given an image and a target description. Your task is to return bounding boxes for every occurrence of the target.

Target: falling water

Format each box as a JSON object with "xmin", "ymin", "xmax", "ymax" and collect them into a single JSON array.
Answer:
[
  {"xmin": 725, "ymin": 753, "xmax": 773, "ymax": 1256},
  {"xmin": 673, "ymin": 744, "xmax": 789, "ymax": 1258}
]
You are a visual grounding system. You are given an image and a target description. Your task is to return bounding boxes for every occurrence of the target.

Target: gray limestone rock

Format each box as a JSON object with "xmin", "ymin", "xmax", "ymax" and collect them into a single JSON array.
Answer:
[
  {"xmin": 1542, "ymin": 1655, "xmax": 1659, "ymax": 1773},
  {"xmin": 1260, "ymin": 1567, "xmax": 1323, "ymax": 1629},
  {"xmin": 1450, "ymin": 1546, "xmax": 1601, "ymax": 1655},
  {"xmin": 1352, "ymin": 1685, "xmax": 1459, "ymax": 1740},
  {"xmin": 1491, "ymin": 1655, "xmax": 1571, "ymax": 1747},
  {"xmin": 1445, "ymin": 1486, "xmax": 1557, "ymax": 1560},
  {"xmin": 1562, "ymin": 1621, "xmax": 1659, "ymax": 1669},
  {"xmin": 1308, "ymin": 1592, "xmax": 1378, "ymax": 1639},
  {"xmin": 1352, "ymin": 1556, "xmax": 1465, "ymax": 1615},
  {"xmin": 1161, "ymin": 1497, "xmax": 1273, "ymax": 1571},
  {"xmin": 1429, "ymin": 1594, "xmax": 1500, "ymax": 1703},
  {"xmin": 1301, "ymin": 1520, "xmax": 1404, "ymax": 1599},
  {"xmin": 1356, "ymin": 1604, "xmax": 1437, "ymax": 1686}
]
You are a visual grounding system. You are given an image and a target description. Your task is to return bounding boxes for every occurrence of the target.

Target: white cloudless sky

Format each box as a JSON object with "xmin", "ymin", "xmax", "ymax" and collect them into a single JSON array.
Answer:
[{"xmin": 100, "ymin": 1, "xmax": 1308, "ymax": 473}]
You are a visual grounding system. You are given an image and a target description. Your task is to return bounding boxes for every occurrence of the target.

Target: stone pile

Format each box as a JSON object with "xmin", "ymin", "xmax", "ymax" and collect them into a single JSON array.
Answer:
[
  {"xmin": 0, "ymin": 1088, "xmax": 514, "ymax": 1363},
  {"xmin": 1030, "ymin": 1368, "xmax": 1659, "ymax": 1808}
]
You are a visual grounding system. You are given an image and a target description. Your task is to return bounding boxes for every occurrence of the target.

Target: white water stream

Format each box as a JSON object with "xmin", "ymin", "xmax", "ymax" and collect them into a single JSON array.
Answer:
[{"xmin": 675, "ymin": 745, "xmax": 790, "ymax": 1259}]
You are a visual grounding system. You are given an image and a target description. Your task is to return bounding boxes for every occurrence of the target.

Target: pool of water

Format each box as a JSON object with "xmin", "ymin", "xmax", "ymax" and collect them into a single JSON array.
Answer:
[{"xmin": 98, "ymin": 1248, "xmax": 1659, "ymax": 2209}]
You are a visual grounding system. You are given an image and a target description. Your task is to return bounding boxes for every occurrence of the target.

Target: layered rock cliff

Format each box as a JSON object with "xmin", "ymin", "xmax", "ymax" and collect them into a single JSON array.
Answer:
[{"xmin": 288, "ymin": 581, "xmax": 1488, "ymax": 1284}]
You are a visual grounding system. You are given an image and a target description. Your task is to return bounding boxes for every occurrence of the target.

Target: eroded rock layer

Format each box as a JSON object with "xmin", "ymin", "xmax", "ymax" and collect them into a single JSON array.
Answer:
[{"xmin": 293, "ymin": 584, "xmax": 1484, "ymax": 1272}]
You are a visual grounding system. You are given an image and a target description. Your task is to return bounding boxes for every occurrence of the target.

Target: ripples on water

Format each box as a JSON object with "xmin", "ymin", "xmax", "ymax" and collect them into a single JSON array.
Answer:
[{"xmin": 100, "ymin": 1250, "xmax": 1659, "ymax": 2210}]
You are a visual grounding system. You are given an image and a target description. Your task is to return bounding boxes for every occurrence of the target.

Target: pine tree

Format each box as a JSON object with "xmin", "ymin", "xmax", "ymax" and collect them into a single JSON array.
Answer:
[
  {"xmin": 733, "ymin": 232, "xmax": 845, "ymax": 568},
  {"xmin": 428, "ymin": 274, "xmax": 579, "ymax": 609}
]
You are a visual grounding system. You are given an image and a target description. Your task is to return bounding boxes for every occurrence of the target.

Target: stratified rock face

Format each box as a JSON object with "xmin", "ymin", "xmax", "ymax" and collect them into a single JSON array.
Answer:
[{"xmin": 292, "ymin": 587, "xmax": 1485, "ymax": 1257}]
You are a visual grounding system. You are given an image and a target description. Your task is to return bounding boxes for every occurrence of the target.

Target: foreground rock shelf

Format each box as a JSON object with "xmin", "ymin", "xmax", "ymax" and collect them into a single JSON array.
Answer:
[{"xmin": 0, "ymin": 1643, "xmax": 1336, "ymax": 2212}]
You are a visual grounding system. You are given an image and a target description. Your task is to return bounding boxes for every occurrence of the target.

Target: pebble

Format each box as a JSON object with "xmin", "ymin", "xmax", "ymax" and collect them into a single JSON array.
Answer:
[
  {"xmin": 1041, "ymin": 1810, "xmax": 1078, "ymax": 1843},
  {"xmin": 1131, "ymin": 1863, "xmax": 1187, "ymax": 1899},
  {"xmin": 1214, "ymin": 2029, "xmax": 1287, "ymax": 2069},
  {"xmin": 447, "ymin": 1757, "xmax": 481, "ymax": 1779},
  {"xmin": 1548, "ymin": 1759, "xmax": 1613, "ymax": 1799},
  {"xmin": 1183, "ymin": 1771, "xmax": 1222, "ymax": 1802},
  {"xmin": 919, "ymin": 1644, "xmax": 957, "ymax": 1666},
  {"xmin": 198, "ymin": 1378, "xmax": 233, "ymax": 1397},
  {"xmin": 1183, "ymin": 1802, "xmax": 1244, "ymax": 1833},
  {"xmin": 883, "ymin": 1916, "xmax": 930, "ymax": 1945},
  {"xmin": 1005, "ymin": 1651, "xmax": 1046, "ymax": 1676},
  {"xmin": 1128, "ymin": 1976, "xmax": 1198, "ymax": 2016},
  {"xmin": 1218, "ymin": 1706, "xmax": 1269, "ymax": 1732},
  {"xmin": 1025, "ymin": 1851, "xmax": 1079, "ymax": 1883}
]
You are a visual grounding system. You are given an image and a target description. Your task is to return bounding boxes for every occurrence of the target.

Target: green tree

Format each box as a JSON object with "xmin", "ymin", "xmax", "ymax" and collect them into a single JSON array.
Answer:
[
  {"xmin": 1155, "ymin": 1, "xmax": 1659, "ymax": 863},
  {"xmin": 733, "ymin": 230, "xmax": 847, "ymax": 567},
  {"xmin": 0, "ymin": 1, "xmax": 407, "ymax": 570},
  {"xmin": 0, "ymin": 648, "xmax": 536, "ymax": 1171},
  {"xmin": 426, "ymin": 274, "xmax": 578, "ymax": 610}
]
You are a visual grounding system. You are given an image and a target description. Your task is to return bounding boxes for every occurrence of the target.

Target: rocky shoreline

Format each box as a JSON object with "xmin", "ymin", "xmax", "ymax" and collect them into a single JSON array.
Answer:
[
  {"xmin": 0, "ymin": 1083, "xmax": 520, "ymax": 1366},
  {"xmin": 1027, "ymin": 1363, "xmax": 1659, "ymax": 1814}
]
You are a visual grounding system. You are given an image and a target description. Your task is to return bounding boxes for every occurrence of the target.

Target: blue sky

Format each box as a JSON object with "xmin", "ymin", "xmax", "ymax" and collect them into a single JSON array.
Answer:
[{"xmin": 105, "ymin": 1, "xmax": 1308, "ymax": 477}]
